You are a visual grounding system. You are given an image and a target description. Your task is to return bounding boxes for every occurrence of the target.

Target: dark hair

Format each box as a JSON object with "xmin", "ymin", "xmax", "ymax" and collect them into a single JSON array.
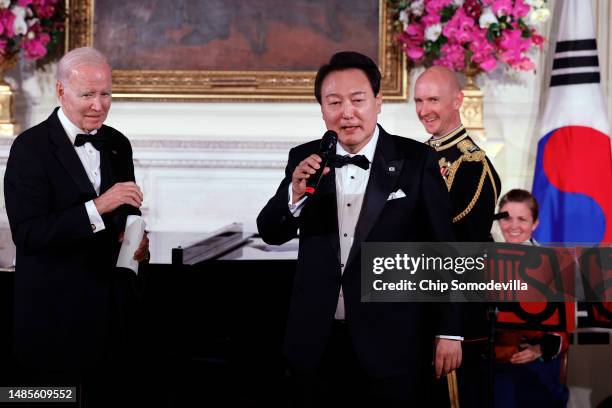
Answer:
[
  {"xmin": 498, "ymin": 189, "xmax": 539, "ymax": 222},
  {"xmin": 314, "ymin": 51, "xmax": 381, "ymax": 104}
]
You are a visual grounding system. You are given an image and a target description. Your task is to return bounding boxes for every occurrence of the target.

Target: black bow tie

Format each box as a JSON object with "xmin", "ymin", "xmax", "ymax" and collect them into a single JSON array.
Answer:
[
  {"xmin": 74, "ymin": 133, "xmax": 108, "ymax": 151},
  {"xmin": 330, "ymin": 154, "xmax": 370, "ymax": 170}
]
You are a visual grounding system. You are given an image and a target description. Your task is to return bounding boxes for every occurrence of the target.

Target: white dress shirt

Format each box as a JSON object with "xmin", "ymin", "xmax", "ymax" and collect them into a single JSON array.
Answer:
[
  {"xmin": 332, "ymin": 128, "xmax": 378, "ymax": 319},
  {"xmin": 57, "ymin": 107, "xmax": 105, "ymax": 233},
  {"xmin": 289, "ymin": 128, "xmax": 379, "ymax": 320}
]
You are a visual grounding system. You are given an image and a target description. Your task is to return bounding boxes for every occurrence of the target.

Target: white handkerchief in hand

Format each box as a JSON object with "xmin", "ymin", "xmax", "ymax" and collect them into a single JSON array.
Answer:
[
  {"xmin": 387, "ymin": 189, "xmax": 407, "ymax": 201},
  {"xmin": 116, "ymin": 215, "xmax": 146, "ymax": 274}
]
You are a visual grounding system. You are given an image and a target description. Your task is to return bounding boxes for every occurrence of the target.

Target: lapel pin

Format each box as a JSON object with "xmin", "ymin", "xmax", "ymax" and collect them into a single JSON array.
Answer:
[
  {"xmin": 388, "ymin": 166, "xmax": 395, "ymax": 172},
  {"xmin": 111, "ymin": 150, "xmax": 117, "ymax": 155}
]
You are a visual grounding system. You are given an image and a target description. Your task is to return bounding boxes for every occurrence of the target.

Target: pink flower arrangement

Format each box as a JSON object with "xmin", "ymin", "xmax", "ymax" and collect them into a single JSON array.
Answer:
[
  {"xmin": 0, "ymin": 0, "xmax": 63, "ymax": 63},
  {"xmin": 392, "ymin": 0, "xmax": 550, "ymax": 73}
]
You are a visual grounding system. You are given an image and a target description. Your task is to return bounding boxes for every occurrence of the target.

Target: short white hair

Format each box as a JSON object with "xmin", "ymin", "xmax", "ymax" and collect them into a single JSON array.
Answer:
[{"xmin": 57, "ymin": 47, "xmax": 110, "ymax": 84}]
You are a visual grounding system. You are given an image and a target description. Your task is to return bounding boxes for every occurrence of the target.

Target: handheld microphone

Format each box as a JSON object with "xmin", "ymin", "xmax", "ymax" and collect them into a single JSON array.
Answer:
[{"xmin": 305, "ymin": 130, "xmax": 337, "ymax": 196}]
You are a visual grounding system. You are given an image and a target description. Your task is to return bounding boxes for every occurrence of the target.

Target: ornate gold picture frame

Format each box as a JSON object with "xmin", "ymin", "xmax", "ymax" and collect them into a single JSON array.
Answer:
[{"xmin": 66, "ymin": 0, "xmax": 406, "ymax": 101}]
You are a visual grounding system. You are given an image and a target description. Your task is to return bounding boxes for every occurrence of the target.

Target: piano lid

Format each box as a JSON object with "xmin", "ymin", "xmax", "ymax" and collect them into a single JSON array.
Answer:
[{"xmin": 148, "ymin": 223, "xmax": 298, "ymax": 264}]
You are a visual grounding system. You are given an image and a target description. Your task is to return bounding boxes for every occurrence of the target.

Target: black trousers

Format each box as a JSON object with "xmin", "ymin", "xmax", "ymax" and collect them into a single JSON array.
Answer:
[{"xmin": 289, "ymin": 321, "xmax": 430, "ymax": 408}]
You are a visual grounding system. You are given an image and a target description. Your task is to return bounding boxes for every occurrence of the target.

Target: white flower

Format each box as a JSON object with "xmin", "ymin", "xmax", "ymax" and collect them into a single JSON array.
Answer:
[
  {"xmin": 525, "ymin": 0, "xmax": 545, "ymax": 7},
  {"xmin": 27, "ymin": 17, "xmax": 39, "ymax": 27},
  {"xmin": 452, "ymin": 0, "xmax": 465, "ymax": 7},
  {"xmin": 11, "ymin": 6, "xmax": 28, "ymax": 36},
  {"xmin": 399, "ymin": 9, "xmax": 409, "ymax": 25},
  {"xmin": 410, "ymin": 0, "xmax": 425, "ymax": 17},
  {"xmin": 530, "ymin": 7, "xmax": 551, "ymax": 23},
  {"xmin": 0, "ymin": 0, "xmax": 10, "ymax": 8},
  {"xmin": 479, "ymin": 7, "xmax": 498, "ymax": 28},
  {"xmin": 425, "ymin": 23, "xmax": 442, "ymax": 42}
]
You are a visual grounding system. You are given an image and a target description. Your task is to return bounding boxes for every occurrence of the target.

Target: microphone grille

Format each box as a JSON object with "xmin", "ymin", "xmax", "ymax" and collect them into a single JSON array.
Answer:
[
  {"xmin": 320, "ymin": 130, "xmax": 338, "ymax": 154},
  {"xmin": 323, "ymin": 130, "xmax": 338, "ymax": 142}
]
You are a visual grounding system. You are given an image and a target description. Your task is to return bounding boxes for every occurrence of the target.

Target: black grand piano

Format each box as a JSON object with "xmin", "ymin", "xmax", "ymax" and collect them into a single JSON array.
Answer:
[{"xmin": 0, "ymin": 224, "xmax": 299, "ymax": 407}]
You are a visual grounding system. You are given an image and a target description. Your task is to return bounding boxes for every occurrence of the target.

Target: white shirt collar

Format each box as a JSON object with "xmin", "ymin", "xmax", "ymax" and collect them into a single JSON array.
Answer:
[
  {"xmin": 335, "ymin": 125, "xmax": 379, "ymax": 163},
  {"xmin": 57, "ymin": 107, "xmax": 97, "ymax": 145}
]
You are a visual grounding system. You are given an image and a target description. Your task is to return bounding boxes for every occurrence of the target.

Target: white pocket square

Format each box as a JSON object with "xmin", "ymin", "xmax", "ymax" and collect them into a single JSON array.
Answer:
[{"xmin": 387, "ymin": 189, "xmax": 406, "ymax": 201}]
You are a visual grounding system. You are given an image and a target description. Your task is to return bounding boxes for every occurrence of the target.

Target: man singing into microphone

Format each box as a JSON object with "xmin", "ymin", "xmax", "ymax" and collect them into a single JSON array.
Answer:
[{"xmin": 257, "ymin": 51, "xmax": 462, "ymax": 406}]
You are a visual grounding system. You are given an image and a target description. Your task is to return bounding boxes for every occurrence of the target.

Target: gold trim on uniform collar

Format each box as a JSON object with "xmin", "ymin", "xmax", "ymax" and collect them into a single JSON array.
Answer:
[{"xmin": 426, "ymin": 125, "xmax": 468, "ymax": 151}]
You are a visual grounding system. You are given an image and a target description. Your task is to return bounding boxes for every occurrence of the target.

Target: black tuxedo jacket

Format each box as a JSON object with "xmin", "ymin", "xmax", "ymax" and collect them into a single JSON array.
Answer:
[
  {"xmin": 4, "ymin": 108, "xmax": 139, "ymax": 375},
  {"xmin": 257, "ymin": 126, "xmax": 461, "ymax": 382}
]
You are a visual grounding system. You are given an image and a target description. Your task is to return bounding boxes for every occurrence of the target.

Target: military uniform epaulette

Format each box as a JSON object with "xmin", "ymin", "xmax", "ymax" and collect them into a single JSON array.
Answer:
[{"xmin": 426, "ymin": 125, "xmax": 499, "ymax": 224}]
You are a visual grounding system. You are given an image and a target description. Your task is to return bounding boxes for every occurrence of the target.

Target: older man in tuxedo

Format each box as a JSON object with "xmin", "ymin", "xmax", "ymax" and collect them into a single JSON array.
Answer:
[
  {"xmin": 4, "ymin": 47, "xmax": 148, "ymax": 404},
  {"xmin": 258, "ymin": 51, "xmax": 462, "ymax": 406}
]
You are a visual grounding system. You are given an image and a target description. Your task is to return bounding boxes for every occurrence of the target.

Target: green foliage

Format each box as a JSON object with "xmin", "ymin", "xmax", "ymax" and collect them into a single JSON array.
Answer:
[{"xmin": 441, "ymin": 5, "xmax": 457, "ymax": 22}]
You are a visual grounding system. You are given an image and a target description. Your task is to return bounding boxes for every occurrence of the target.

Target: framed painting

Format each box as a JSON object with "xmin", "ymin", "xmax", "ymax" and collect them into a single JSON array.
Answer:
[{"xmin": 66, "ymin": 0, "xmax": 407, "ymax": 101}]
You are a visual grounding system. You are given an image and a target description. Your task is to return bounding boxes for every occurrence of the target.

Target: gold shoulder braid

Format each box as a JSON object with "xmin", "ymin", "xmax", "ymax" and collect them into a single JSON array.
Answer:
[
  {"xmin": 439, "ymin": 139, "xmax": 484, "ymax": 192},
  {"xmin": 485, "ymin": 158, "xmax": 498, "ymax": 209},
  {"xmin": 451, "ymin": 140, "xmax": 492, "ymax": 223}
]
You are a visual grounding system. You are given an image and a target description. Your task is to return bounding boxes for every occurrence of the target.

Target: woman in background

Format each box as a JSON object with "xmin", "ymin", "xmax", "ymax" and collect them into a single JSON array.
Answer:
[{"xmin": 495, "ymin": 189, "xmax": 569, "ymax": 408}]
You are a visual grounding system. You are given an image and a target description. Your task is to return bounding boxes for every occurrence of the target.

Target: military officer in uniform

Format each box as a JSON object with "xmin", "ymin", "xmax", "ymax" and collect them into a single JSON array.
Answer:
[
  {"xmin": 414, "ymin": 66, "xmax": 502, "ymax": 408},
  {"xmin": 414, "ymin": 66, "xmax": 501, "ymax": 242}
]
